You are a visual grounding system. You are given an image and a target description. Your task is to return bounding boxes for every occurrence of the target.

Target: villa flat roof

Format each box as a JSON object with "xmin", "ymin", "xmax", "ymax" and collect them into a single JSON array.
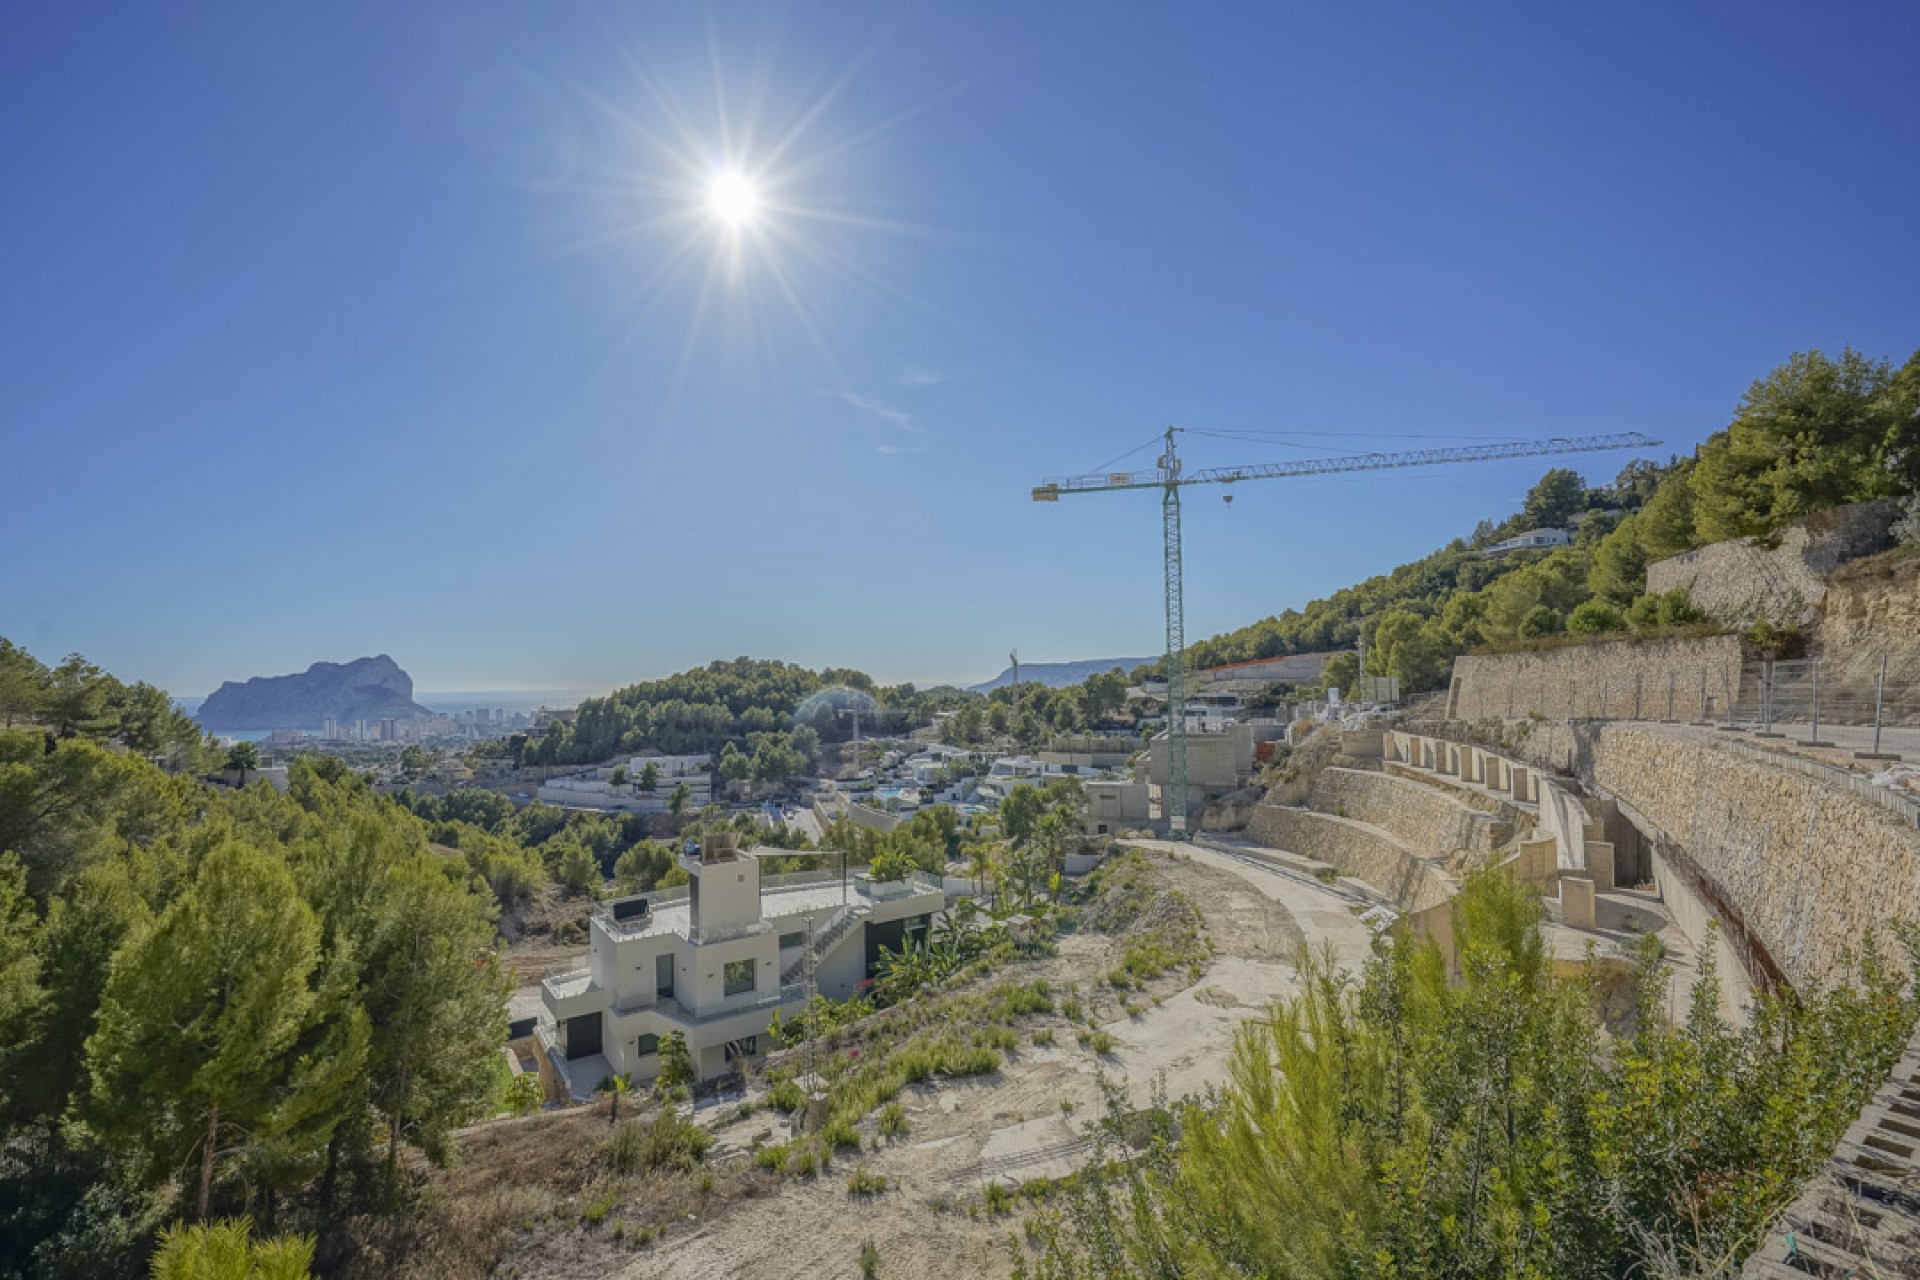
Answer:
[{"xmin": 599, "ymin": 878, "xmax": 932, "ymax": 943}]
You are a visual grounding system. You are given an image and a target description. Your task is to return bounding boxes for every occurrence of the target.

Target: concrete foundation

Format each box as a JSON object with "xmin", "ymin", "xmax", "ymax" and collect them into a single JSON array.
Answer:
[{"xmin": 1560, "ymin": 876, "xmax": 1596, "ymax": 929}]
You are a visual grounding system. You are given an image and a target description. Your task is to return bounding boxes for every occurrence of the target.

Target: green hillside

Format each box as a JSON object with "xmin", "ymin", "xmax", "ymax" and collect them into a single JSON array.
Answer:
[{"xmin": 1182, "ymin": 345, "xmax": 1920, "ymax": 693}]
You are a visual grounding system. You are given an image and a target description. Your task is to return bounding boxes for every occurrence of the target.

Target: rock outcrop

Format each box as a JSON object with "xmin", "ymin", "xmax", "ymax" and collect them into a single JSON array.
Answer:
[
  {"xmin": 196, "ymin": 655, "xmax": 427, "ymax": 730},
  {"xmin": 1646, "ymin": 497, "xmax": 1901, "ymax": 628}
]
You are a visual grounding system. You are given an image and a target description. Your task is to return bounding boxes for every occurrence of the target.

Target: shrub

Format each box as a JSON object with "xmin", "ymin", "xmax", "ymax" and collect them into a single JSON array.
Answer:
[
  {"xmin": 1896, "ymin": 494, "xmax": 1920, "ymax": 547},
  {"xmin": 983, "ymin": 1181, "xmax": 1015, "ymax": 1217},
  {"xmin": 754, "ymin": 1142, "xmax": 790, "ymax": 1173},
  {"xmin": 1085, "ymin": 1030, "xmax": 1115, "ymax": 1055},
  {"xmin": 1518, "ymin": 605, "xmax": 1563, "ymax": 638},
  {"xmin": 604, "ymin": 1109, "xmax": 713, "ymax": 1175},
  {"xmin": 999, "ymin": 980, "xmax": 1053, "ymax": 1016},
  {"xmin": 846, "ymin": 1166, "xmax": 888, "ymax": 1196},
  {"xmin": 1625, "ymin": 588, "xmax": 1707, "ymax": 632},
  {"xmin": 878, "ymin": 1101, "xmax": 909, "ymax": 1139},
  {"xmin": 942, "ymin": 1045, "xmax": 1001, "ymax": 1076},
  {"xmin": 581, "ymin": 1189, "xmax": 618, "ymax": 1226},
  {"xmin": 859, "ymin": 1238, "xmax": 880, "ymax": 1279},
  {"xmin": 1567, "ymin": 600, "xmax": 1627, "ymax": 635},
  {"xmin": 1031, "ymin": 1028, "xmax": 1055, "ymax": 1047},
  {"xmin": 820, "ymin": 1115, "xmax": 862, "ymax": 1152},
  {"xmin": 768, "ymin": 1079, "xmax": 805, "ymax": 1113}
]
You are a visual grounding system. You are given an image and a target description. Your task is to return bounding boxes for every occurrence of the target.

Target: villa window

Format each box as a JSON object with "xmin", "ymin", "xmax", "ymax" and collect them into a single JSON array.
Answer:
[
  {"xmin": 635, "ymin": 1033, "xmax": 659, "ymax": 1057},
  {"xmin": 778, "ymin": 931, "xmax": 804, "ymax": 950},
  {"xmin": 723, "ymin": 958, "xmax": 756, "ymax": 997}
]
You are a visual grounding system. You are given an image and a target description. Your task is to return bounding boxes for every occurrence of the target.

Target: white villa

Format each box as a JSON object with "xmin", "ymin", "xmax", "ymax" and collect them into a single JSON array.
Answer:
[
  {"xmin": 535, "ymin": 752, "xmax": 713, "ymax": 813},
  {"xmin": 536, "ymin": 842, "xmax": 943, "ymax": 1097},
  {"xmin": 974, "ymin": 755, "xmax": 1082, "ymax": 803},
  {"xmin": 1482, "ymin": 527, "xmax": 1573, "ymax": 557}
]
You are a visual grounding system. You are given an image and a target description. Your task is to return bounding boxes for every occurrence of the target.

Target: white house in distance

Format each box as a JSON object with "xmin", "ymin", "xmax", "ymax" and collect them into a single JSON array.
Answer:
[
  {"xmin": 1482, "ymin": 527, "xmax": 1573, "ymax": 557},
  {"xmin": 537, "ymin": 843, "xmax": 943, "ymax": 1096},
  {"xmin": 535, "ymin": 752, "xmax": 713, "ymax": 813}
]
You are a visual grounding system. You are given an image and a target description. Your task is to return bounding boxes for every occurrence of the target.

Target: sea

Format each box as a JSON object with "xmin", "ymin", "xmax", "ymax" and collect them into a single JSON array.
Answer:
[{"xmin": 177, "ymin": 689, "xmax": 597, "ymax": 740}]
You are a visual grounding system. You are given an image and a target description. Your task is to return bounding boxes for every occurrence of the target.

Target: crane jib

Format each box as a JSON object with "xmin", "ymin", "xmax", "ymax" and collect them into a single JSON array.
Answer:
[
  {"xmin": 1028, "ymin": 427, "xmax": 1660, "ymax": 839},
  {"xmin": 1033, "ymin": 431, "xmax": 1660, "ymax": 498}
]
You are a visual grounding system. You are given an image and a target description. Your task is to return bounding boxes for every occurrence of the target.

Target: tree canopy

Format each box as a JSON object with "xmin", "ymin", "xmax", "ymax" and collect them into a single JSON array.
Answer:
[{"xmin": 0, "ymin": 641, "xmax": 510, "ymax": 1277}]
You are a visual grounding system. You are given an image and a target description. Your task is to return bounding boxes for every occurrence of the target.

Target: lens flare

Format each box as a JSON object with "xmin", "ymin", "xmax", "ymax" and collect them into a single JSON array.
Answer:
[{"xmin": 708, "ymin": 171, "xmax": 759, "ymax": 226}]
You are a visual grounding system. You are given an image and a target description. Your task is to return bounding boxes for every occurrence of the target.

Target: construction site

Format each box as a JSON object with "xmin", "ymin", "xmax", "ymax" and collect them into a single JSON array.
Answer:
[{"xmin": 411, "ymin": 438, "xmax": 1920, "ymax": 1280}]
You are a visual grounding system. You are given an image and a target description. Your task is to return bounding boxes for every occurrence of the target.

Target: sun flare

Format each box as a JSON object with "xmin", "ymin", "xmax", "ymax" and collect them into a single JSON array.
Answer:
[{"xmin": 707, "ymin": 171, "xmax": 760, "ymax": 227}]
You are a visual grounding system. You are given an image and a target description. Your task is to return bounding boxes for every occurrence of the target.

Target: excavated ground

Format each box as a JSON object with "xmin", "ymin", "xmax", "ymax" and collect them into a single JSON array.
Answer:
[{"xmin": 501, "ymin": 847, "xmax": 1375, "ymax": 1280}]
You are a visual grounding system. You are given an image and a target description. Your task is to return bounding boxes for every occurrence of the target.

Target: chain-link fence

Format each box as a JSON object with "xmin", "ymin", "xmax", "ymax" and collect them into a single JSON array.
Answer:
[
  {"xmin": 1521, "ymin": 656, "xmax": 1920, "ymax": 750},
  {"xmin": 1730, "ymin": 657, "xmax": 1920, "ymax": 752}
]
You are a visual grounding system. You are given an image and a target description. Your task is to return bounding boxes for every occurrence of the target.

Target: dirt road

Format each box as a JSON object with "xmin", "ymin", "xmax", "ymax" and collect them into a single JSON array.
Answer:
[{"xmin": 617, "ymin": 845, "xmax": 1373, "ymax": 1280}]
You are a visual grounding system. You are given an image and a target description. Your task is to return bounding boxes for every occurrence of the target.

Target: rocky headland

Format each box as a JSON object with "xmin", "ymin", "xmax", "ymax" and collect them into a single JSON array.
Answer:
[{"xmin": 196, "ymin": 655, "xmax": 428, "ymax": 729}]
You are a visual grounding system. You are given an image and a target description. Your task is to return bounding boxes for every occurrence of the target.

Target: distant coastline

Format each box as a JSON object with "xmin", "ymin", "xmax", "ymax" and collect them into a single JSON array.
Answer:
[{"xmin": 178, "ymin": 688, "xmax": 595, "ymax": 733}]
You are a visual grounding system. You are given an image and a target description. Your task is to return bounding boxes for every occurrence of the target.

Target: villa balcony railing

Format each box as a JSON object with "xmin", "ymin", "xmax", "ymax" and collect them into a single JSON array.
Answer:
[
  {"xmin": 591, "ymin": 868, "xmax": 852, "ymax": 938},
  {"xmin": 612, "ymin": 982, "xmax": 808, "ymax": 1028},
  {"xmin": 541, "ymin": 966, "xmax": 593, "ymax": 1002}
]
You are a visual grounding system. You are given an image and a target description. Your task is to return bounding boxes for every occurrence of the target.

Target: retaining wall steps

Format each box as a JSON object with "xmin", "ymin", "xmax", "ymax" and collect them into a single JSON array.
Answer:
[
  {"xmin": 1245, "ymin": 803, "xmax": 1455, "ymax": 914},
  {"xmin": 1309, "ymin": 766, "xmax": 1516, "ymax": 862}
]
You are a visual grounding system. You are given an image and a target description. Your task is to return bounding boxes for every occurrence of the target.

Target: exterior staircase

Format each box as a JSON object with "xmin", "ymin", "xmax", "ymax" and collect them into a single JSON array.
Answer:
[{"xmin": 781, "ymin": 903, "xmax": 870, "ymax": 986}]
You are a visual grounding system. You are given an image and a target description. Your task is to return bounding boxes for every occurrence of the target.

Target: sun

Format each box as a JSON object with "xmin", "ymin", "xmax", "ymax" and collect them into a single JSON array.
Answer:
[{"xmin": 707, "ymin": 170, "xmax": 760, "ymax": 227}]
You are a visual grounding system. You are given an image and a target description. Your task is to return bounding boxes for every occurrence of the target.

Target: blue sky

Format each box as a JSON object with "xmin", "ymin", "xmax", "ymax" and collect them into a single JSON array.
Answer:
[{"xmin": 3, "ymin": 3, "xmax": 1917, "ymax": 697}]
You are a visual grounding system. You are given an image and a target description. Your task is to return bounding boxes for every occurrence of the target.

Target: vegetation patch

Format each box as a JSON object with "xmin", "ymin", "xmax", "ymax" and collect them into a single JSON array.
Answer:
[
  {"xmin": 602, "ymin": 1108, "xmax": 712, "ymax": 1176},
  {"xmin": 1017, "ymin": 870, "xmax": 1920, "ymax": 1279}
]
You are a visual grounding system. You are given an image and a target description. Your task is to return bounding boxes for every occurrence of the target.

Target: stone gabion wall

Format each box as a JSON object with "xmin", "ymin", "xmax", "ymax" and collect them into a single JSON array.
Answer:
[
  {"xmin": 1307, "ymin": 767, "xmax": 1513, "ymax": 861},
  {"xmin": 1447, "ymin": 634, "xmax": 1746, "ymax": 723},
  {"xmin": 1244, "ymin": 805, "xmax": 1454, "ymax": 912},
  {"xmin": 1502, "ymin": 720, "xmax": 1920, "ymax": 990},
  {"xmin": 1647, "ymin": 497, "xmax": 1900, "ymax": 628}
]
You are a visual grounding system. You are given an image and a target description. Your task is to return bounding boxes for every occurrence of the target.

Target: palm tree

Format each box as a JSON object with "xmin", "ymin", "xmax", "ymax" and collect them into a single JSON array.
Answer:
[
  {"xmin": 225, "ymin": 741, "xmax": 260, "ymax": 788},
  {"xmin": 965, "ymin": 839, "xmax": 997, "ymax": 899},
  {"xmin": 597, "ymin": 1072, "xmax": 634, "ymax": 1126}
]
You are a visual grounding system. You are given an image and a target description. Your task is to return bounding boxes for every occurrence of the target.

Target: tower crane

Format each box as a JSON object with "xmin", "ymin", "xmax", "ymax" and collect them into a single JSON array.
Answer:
[{"xmin": 1032, "ymin": 428, "xmax": 1661, "ymax": 837}]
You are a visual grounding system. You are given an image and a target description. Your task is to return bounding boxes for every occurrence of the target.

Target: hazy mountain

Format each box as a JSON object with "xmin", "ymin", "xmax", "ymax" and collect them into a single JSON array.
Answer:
[
  {"xmin": 967, "ymin": 657, "xmax": 1153, "ymax": 694},
  {"xmin": 196, "ymin": 655, "xmax": 429, "ymax": 729}
]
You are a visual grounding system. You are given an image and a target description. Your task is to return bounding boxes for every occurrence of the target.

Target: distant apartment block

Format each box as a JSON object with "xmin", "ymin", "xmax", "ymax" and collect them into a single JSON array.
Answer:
[{"xmin": 536, "ymin": 844, "xmax": 942, "ymax": 1095}]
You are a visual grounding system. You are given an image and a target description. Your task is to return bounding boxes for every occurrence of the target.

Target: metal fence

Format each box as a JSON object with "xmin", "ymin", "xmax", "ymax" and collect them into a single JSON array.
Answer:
[
  {"xmin": 1566, "ymin": 656, "xmax": 1920, "ymax": 748},
  {"xmin": 1730, "ymin": 657, "xmax": 1920, "ymax": 753},
  {"xmin": 1435, "ymin": 652, "xmax": 1920, "ymax": 831}
]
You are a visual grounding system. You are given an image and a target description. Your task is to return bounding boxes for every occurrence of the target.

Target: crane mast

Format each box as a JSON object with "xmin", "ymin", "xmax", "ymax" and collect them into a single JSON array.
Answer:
[{"xmin": 1034, "ymin": 427, "xmax": 1661, "ymax": 837}]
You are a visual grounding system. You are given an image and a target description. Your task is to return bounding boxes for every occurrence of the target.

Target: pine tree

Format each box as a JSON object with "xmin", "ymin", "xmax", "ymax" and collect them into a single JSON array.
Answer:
[
  {"xmin": 360, "ymin": 857, "xmax": 507, "ymax": 1174},
  {"xmin": 86, "ymin": 838, "xmax": 335, "ymax": 1219}
]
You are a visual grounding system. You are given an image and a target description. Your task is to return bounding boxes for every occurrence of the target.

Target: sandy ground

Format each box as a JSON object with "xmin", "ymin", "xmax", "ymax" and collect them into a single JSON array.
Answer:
[{"xmin": 615, "ymin": 845, "xmax": 1374, "ymax": 1280}]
